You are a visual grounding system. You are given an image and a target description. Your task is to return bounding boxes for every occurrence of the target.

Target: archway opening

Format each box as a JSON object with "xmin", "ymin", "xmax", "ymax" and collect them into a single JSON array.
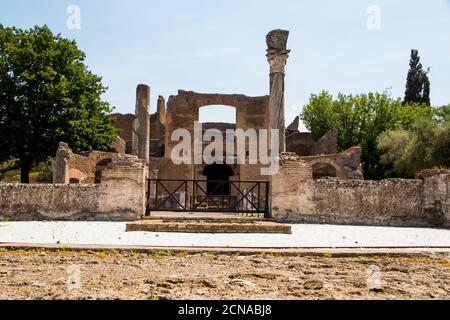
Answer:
[
  {"xmin": 202, "ymin": 163, "xmax": 234, "ymax": 196},
  {"xmin": 69, "ymin": 178, "xmax": 80, "ymax": 184},
  {"xmin": 95, "ymin": 158, "xmax": 112, "ymax": 184},
  {"xmin": 312, "ymin": 162, "xmax": 337, "ymax": 179},
  {"xmin": 199, "ymin": 105, "xmax": 237, "ymax": 162},
  {"xmin": 199, "ymin": 105, "xmax": 236, "ymax": 125}
]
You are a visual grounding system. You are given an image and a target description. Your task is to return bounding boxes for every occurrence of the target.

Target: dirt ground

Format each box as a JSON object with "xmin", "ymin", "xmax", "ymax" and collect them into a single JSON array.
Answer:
[{"xmin": 0, "ymin": 248, "xmax": 448, "ymax": 300}]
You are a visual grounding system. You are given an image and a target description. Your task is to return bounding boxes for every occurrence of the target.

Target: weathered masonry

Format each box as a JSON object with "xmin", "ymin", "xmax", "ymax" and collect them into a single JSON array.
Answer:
[
  {"xmin": 1, "ymin": 154, "xmax": 146, "ymax": 221},
  {"xmin": 62, "ymin": 29, "xmax": 363, "ymax": 187},
  {"xmin": 0, "ymin": 29, "xmax": 448, "ymax": 228},
  {"xmin": 271, "ymin": 156, "xmax": 450, "ymax": 228}
]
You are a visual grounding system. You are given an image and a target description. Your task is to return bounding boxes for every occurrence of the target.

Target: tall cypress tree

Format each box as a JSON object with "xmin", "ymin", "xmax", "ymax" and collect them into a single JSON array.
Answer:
[{"xmin": 404, "ymin": 49, "xmax": 431, "ymax": 106}]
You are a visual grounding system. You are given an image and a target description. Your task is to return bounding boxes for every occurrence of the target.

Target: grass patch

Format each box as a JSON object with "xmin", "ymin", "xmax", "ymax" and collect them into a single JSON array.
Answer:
[
  {"xmin": 153, "ymin": 250, "xmax": 174, "ymax": 259},
  {"xmin": 87, "ymin": 281, "xmax": 95, "ymax": 290},
  {"xmin": 129, "ymin": 249, "xmax": 140, "ymax": 257},
  {"xmin": 0, "ymin": 159, "xmax": 53, "ymax": 183},
  {"xmin": 176, "ymin": 251, "xmax": 190, "ymax": 258},
  {"xmin": 58, "ymin": 244, "xmax": 69, "ymax": 252},
  {"xmin": 96, "ymin": 251, "xmax": 107, "ymax": 259}
]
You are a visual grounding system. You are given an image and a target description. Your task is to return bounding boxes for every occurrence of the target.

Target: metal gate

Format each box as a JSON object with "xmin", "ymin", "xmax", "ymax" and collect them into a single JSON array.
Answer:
[{"xmin": 145, "ymin": 179, "xmax": 270, "ymax": 217}]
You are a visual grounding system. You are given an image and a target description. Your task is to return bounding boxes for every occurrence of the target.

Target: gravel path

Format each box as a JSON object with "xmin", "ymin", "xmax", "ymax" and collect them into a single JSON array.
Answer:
[{"xmin": 0, "ymin": 249, "xmax": 448, "ymax": 300}]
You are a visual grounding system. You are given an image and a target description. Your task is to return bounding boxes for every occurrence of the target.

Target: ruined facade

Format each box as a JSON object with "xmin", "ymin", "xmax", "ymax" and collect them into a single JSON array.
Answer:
[
  {"xmin": 52, "ymin": 142, "xmax": 122, "ymax": 184},
  {"xmin": 0, "ymin": 29, "xmax": 446, "ymax": 227},
  {"xmin": 102, "ymin": 29, "xmax": 362, "ymax": 187},
  {"xmin": 51, "ymin": 29, "xmax": 363, "ymax": 208}
]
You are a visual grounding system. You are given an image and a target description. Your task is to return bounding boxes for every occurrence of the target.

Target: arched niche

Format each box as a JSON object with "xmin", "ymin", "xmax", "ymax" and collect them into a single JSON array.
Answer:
[{"xmin": 311, "ymin": 162, "xmax": 338, "ymax": 179}]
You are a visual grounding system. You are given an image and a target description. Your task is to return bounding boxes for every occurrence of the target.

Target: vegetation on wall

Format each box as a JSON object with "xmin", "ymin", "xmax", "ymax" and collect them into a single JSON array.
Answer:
[{"xmin": 0, "ymin": 25, "xmax": 118, "ymax": 183}]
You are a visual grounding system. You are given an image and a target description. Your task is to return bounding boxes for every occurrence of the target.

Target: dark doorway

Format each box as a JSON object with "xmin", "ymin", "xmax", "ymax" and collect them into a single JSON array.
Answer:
[
  {"xmin": 202, "ymin": 164, "xmax": 234, "ymax": 195},
  {"xmin": 312, "ymin": 162, "xmax": 337, "ymax": 179},
  {"xmin": 95, "ymin": 158, "xmax": 112, "ymax": 184}
]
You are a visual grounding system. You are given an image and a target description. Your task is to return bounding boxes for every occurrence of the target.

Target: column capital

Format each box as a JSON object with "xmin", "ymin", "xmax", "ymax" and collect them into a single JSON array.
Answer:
[{"xmin": 266, "ymin": 49, "xmax": 290, "ymax": 74}]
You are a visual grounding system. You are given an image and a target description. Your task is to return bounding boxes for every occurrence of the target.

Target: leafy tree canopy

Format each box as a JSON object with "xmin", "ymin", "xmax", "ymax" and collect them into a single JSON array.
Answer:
[
  {"xmin": 378, "ymin": 119, "xmax": 450, "ymax": 178},
  {"xmin": 301, "ymin": 90, "xmax": 432, "ymax": 179},
  {"xmin": 0, "ymin": 24, "xmax": 118, "ymax": 182},
  {"xmin": 433, "ymin": 105, "xmax": 450, "ymax": 124}
]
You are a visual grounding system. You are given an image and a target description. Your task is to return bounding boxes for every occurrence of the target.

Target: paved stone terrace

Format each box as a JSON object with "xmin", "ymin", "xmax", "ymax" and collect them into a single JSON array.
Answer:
[{"xmin": 0, "ymin": 222, "xmax": 449, "ymax": 249}]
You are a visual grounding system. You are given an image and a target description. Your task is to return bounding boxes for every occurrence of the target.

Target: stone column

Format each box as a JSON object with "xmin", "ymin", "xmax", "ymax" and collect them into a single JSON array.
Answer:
[
  {"xmin": 266, "ymin": 30, "xmax": 290, "ymax": 154},
  {"xmin": 132, "ymin": 84, "xmax": 150, "ymax": 164},
  {"xmin": 52, "ymin": 142, "xmax": 72, "ymax": 184}
]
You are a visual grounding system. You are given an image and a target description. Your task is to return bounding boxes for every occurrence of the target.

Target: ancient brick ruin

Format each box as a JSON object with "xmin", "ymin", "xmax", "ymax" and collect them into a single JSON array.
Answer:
[
  {"xmin": 2, "ymin": 29, "xmax": 448, "ymax": 228},
  {"xmin": 58, "ymin": 29, "xmax": 362, "ymax": 187}
]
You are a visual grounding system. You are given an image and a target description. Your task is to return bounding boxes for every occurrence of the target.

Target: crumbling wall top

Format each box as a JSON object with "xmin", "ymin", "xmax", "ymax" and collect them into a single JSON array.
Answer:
[
  {"xmin": 106, "ymin": 153, "xmax": 145, "ymax": 169},
  {"xmin": 417, "ymin": 169, "xmax": 450, "ymax": 179}
]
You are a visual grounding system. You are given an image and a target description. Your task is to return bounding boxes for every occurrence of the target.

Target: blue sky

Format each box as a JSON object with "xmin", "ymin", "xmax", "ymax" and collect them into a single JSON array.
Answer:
[{"xmin": 1, "ymin": 0, "xmax": 450, "ymax": 125}]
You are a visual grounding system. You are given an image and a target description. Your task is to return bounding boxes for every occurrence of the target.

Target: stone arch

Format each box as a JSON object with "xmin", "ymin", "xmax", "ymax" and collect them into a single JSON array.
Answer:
[
  {"xmin": 94, "ymin": 158, "xmax": 112, "ymax": 184},
  {"xmin": 162, "ymin": 90, "xmax": 269, "ymax": 180},
  {"xmin": 195, "ymin": 95, "xmax": 248, "ymax": 110},
  {"xmin": 312, "ymin": 163, "xmax": 337, "ymax": 179},
  {"xmin": 68, "ymin": 169, "xmax": 86, "ymax": 184},
  {"xmin": 166, "ymin": 91, "xmax": 269, "ymax": 136},
  {"xmin": 310, "ymin": 160, "xmax": 339, "ymax": 179}
]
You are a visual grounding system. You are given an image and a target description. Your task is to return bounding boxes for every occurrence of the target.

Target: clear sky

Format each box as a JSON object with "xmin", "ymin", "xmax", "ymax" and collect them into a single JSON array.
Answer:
[{"xmin": 1, "ymin": 0, "xmax": 450, "ymax": 126}]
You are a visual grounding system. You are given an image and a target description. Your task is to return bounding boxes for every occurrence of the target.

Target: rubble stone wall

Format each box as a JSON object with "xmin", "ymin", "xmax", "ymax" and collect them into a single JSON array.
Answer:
[
  {"xmin": 1, "ymin": 156, "xmax": 146, "ymax": 221},
  {"xmin": 0, "ymin": 184, "xmax": 100, "ymax": 221},
  {"xmin": 271, "ymin": 162, "xmax": 450, "ymax": 228}
]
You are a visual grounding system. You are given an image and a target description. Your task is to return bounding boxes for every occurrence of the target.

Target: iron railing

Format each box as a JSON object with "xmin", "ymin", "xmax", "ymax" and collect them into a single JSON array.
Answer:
[{"xmin": 146, "ymin": 179, "xmax": 270, "ymax": 217}]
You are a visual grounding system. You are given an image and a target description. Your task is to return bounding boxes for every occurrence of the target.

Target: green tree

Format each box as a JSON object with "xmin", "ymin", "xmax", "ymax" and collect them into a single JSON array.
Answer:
[
  {"xmin": 433, "ymin": 105, "xmax": 450, "ymax": 124},
  {"xmin": 404, "ymin": 49, "xmax": 431, "ymax": 106},
  {"xmin": 301, "ymin": 91, "xmax": 431, "ymax": 179},
  {"xmin": 0, "ymin": 25, "xmax": 118, "ymax": 183},
  {"xmin": 433, "ymin": 121, "xmax": 450, "ymax": 168},
  {"xmin": 378, "ymin": 119, "xmax": 450, "ymax": 178}
]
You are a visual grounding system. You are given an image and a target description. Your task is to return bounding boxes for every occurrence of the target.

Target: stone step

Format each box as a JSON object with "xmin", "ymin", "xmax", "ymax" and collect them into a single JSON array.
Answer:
[{"xmin": 126, "ymin": 219, "xmax": 292, "ymax": 234}]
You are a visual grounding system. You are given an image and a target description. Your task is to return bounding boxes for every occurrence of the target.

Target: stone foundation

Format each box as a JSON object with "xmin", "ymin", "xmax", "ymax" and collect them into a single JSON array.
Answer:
[{"xmin": 126, "ymin": 219, "xmax": 292, "ymax": 234}]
